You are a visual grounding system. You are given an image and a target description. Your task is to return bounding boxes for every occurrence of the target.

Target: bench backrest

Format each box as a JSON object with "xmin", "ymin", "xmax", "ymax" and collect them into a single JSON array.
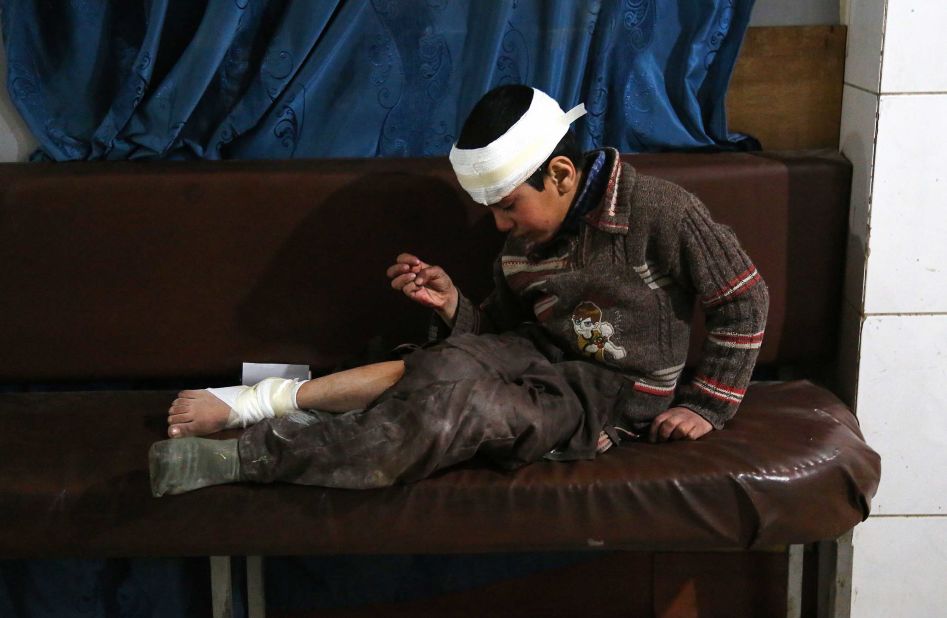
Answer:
[{"xmin": 0, "ymin": 151, "xmax": 850, "ymax": 382}]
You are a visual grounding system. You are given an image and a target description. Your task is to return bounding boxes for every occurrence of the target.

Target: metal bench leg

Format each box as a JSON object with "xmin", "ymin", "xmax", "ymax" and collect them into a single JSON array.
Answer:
[
  {"xmin": 247, "ymin": 555, "xmax": 266, "ymax": 618},
  {"xmin": 210, "ymin": 556, "xmax": 234, "ymax": 618},
  {"xmin": 818, "ymin": 529, "xmax": 854, "ymax": 618},
  {"xmin": 786, "ymin": 544, "xmax": 805, "ymax": 618}
]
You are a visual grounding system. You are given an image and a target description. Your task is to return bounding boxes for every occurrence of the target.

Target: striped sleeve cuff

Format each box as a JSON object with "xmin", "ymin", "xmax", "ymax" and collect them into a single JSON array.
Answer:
[
  {"xmin": 674, "ymin": 381, "xmax": 742, "ymax": 430},
  {"xmin": 427, "ymin": 292, "xmax": 476, "ymax": 341}
]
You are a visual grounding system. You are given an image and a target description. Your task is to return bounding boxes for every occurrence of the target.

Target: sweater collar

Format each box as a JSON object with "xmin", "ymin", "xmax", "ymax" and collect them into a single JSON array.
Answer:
[
  {"xmin": 582, "ymin": 147, "xmax": 635, "ymax": 234},
  {"xmin": 558, "ymin": 149, "xmax": 608, "ymax": 235}
]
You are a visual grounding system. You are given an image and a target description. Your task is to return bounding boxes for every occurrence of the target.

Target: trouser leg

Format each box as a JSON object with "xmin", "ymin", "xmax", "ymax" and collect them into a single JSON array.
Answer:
[{"xmin": 237, "ymin": 335, "xmax": 585, "ymax": 488}]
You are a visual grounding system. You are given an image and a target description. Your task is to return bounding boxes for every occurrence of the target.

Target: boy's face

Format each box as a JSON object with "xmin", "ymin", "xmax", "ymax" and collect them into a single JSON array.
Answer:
[{"xmin": 486, "ymin": 157, "xmax": 580, "ymax": 244}]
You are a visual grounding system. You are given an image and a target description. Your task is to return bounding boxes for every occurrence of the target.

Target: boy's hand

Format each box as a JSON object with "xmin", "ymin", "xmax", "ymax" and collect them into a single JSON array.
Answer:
[
  {"xmin": 387, "ymin": 253, "xmax": 459, "ymax": 322},
  {"xmin": 649, "ymin": 407, "xmax": 713, "ymax": 443}
]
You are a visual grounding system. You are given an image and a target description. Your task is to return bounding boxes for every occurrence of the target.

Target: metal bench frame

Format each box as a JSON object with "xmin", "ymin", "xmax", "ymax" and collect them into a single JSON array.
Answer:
[{"xmin": 208, "ymin": 529, "xmax": 855, "ymax": 618}]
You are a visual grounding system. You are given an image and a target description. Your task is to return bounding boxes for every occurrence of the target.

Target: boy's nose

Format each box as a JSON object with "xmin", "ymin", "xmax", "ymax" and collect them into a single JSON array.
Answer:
[{"xmin": 492, "ymin": 211, "xmax": 513, "ymax": 232}]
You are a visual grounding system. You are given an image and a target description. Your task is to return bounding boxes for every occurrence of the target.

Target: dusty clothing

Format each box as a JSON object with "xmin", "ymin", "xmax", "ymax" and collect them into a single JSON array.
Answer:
[
  {"xmin": 238, "ymin": 148, "xmax": 768, "ymax": 487},
  {"xmin": 239, "ymin": 332, "xmax": 623, "ymax": 487},
  {"xmin": 444, "ymin": 148, "xmax": 769, "ymax": 431}
]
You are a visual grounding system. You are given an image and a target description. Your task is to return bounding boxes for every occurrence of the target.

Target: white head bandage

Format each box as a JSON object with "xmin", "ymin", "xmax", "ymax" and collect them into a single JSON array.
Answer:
[{"xmin": 449, "ymin": 88, "xmax": 587, "ymax": 205}]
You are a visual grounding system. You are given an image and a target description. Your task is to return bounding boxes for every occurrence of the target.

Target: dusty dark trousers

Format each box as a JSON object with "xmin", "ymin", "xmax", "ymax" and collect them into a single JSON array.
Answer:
[{"xmin": 237, "ymin": 333, "xmax": 605, "ymax": 488}]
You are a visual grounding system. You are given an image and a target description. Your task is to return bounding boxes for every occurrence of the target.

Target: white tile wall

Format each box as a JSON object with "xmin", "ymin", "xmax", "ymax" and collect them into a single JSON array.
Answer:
[
  {"xmin": 855, "ymin": 314, "xmax": 947, "ymax": 515},
  {"xmin": 880, "ymin": 2, "xmax": 947, "ymax": 94},
  {"xmin": 863, "ymin": 94, "xmax": 947, "ymax": 314},
  {"xmin": 839, "ymin": 84, "xmax": 879, "ymax": 309},
  {"xmin": 841, "ymin": 2, "xmax": 947, "ymax": 615},
  {"xmin": 843, "ymin": 0, "xmax": 886, "ymax": 93},
  {"xmin": 852, "ymin": 516, "xmax": 947, "ymax": 618},
  {"xmin": 750, "ymin": 0, "xmax": 840, "ymax": 27}
]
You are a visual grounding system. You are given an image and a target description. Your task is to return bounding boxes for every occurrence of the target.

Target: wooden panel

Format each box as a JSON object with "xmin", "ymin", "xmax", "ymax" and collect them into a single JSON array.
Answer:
[{"xmin": 727, "ymin": 26, "xmax": 847, "ymax": 151}]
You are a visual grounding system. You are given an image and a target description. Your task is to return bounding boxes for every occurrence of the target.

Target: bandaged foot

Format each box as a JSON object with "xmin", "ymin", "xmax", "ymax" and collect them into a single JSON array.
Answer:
[
  {"xmin": 167, "ymin": 378, "xmax": 308, "ymax": 438},
  {"xmin": 149, "ymin": 438, "xmax": 244, "ymax": 497}
]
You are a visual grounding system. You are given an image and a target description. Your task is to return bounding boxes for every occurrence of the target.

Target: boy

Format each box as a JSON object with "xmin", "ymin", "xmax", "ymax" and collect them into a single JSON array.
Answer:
[{"xmin": 150, "ymin": 85, "xmax": 767, "ymax": 496}]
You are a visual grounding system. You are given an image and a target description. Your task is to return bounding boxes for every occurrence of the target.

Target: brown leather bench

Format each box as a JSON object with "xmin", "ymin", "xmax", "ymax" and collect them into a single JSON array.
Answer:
[{"xmin": 0, "ymin": 151, "xmax": 880, "ymax": 616}]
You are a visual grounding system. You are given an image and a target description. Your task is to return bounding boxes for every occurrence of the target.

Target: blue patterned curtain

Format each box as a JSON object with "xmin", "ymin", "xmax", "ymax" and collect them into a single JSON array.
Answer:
[{"xmin": 2, "ymin": 0, "xmax": 757, "ymax": 161}]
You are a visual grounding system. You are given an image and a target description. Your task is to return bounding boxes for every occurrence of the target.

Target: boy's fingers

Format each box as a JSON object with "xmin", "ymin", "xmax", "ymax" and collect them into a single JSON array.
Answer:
[
  {"xmin": 416, "ymin": 266, "xmax": 450, "ymax": 289},
  {"xmin": 648, "ymin": 415, "xmax": 663, "ymax": 442},
  {"xmin": 649, "ymin": 415, "xmax": 672, "ymax": 443},
  {"xmin": 417, "ymin": 265, "xmax": 437, "ymax": 280},
  {"xmin": 691, "ymin": 420, "xmax": 713, "ymax": 440},
  {"xmin": 395, "ymin": 253, "xmax": 430, "ymax": 270},
  {"xmin": 407, "ymin": 283, "xmax": 437, "ymax": 304},
  {"xmin": 395, "ymin": 253, "xmax": 420, "ymax": 265},
  {"xmin": 390, "ymin": 272, "xmax": 417, "ymax": 290},
  {"xmin": 649, "ymin": 409, "xmax": 713, "ymax": 443},
  {"xmin": 670, "ymin": 421, "xmax": 691, "ymax": 441},
  {"xmin": 385, "ymin": 263, "xmax": 411, "ymax": 279},
  {"xmin": 658, "ymin": 419, "xmax": 677, "ymax": 441}
]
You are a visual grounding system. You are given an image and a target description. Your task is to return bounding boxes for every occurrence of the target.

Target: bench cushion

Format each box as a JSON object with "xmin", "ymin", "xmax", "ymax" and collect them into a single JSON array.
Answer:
[{"xmin": 0, "ymin": 380, "xmax": 878, "ymax": 558}]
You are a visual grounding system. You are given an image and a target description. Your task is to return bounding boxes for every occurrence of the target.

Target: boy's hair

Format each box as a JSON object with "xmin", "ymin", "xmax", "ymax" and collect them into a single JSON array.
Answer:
[{"xmin": 456, "ymin": 84, "xmax": 583, "ymax": 192}]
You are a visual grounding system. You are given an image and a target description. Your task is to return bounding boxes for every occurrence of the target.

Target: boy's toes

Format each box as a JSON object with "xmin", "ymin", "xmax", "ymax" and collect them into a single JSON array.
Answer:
[
  {"xmin": 168, "ymin": 421, "xmax": 196, "ymax": 438},
  {"xmin": 168, "ymin": 411, "xmax": 193, "ymax": 425}
]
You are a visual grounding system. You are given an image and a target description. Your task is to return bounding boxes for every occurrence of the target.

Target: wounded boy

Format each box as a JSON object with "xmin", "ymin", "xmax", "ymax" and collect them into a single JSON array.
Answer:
[{"xmin": 149, "ymin": 84, "xmax": 768, "ymax": 496}]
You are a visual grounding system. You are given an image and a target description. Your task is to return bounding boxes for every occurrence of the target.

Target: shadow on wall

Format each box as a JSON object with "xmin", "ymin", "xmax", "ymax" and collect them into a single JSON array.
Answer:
[{"xmin": 235, "ymin": 172, "xmax": 504, "ymax": 371}]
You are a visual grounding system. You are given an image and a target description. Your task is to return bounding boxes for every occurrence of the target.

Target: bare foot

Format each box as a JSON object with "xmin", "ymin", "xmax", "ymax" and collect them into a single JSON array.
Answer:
[{"xmin": 167, "ymin": 390, "xmax": 231, "ymax": 438}]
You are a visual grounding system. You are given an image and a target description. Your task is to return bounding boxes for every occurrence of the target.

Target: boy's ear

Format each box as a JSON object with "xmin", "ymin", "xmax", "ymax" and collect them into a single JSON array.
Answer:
[{"xmin": 547, "ymin": 156, "xmax": 579, "ymax": 195}]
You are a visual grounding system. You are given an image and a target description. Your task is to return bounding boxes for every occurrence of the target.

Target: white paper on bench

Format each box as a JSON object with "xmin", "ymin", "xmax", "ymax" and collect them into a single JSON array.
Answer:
[{"xmin": 241, "ymin": 362, "xmax": 311, "ymax": 386}]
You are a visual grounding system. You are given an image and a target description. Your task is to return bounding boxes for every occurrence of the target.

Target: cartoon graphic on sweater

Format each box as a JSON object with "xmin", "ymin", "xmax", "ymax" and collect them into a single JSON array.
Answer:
[{"xmin": 571, "ymin": 301, "xmax": 627, "ymax": 362}]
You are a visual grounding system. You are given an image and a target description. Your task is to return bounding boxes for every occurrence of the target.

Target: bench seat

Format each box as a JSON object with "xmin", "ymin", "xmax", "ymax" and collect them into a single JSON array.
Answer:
[{"xmin": 0, "ymin": 380, "xmax": 878, "ymax": 558}]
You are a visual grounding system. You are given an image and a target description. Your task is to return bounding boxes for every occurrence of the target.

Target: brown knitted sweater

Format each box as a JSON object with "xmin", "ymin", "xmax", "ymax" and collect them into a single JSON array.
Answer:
[{"xmin": 448, "ymin": 148, "xmax": 769, "ymax": 431}]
